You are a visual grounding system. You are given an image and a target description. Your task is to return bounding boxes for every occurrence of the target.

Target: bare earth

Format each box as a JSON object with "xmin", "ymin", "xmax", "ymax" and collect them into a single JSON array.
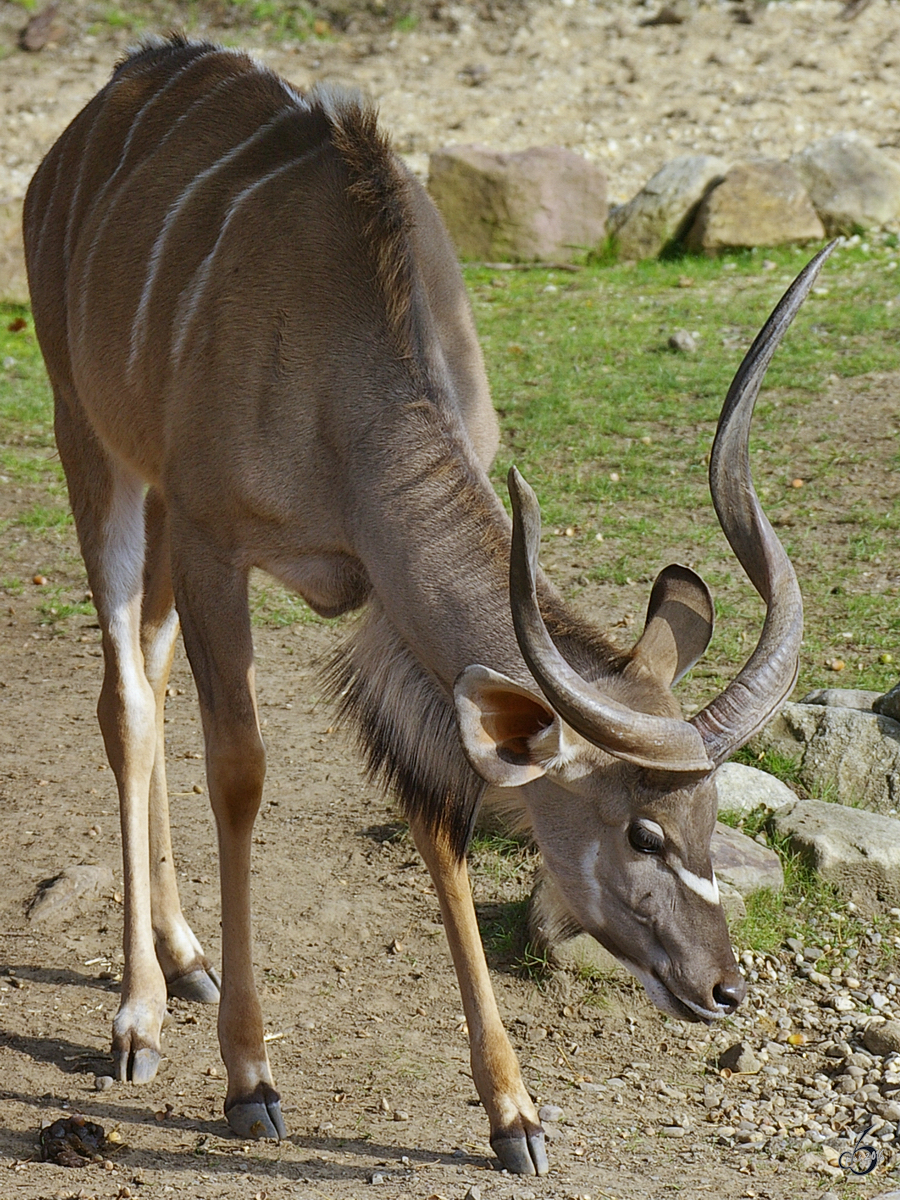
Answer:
[{"xmin": 2, "ymin": 3, "xmax": 900, "ymax": 1199}]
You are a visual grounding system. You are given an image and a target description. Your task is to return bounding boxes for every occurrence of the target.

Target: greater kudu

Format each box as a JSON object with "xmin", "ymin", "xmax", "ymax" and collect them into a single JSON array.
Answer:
[{"xmin": 23, "ymin": 35, "xmax": 828, "ymax": 1175}]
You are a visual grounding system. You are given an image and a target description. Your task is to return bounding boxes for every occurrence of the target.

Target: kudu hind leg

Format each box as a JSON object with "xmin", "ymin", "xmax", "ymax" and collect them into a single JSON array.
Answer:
[
  {"xmin": 54, "ymin": 397, "xmax": 165, "ymax": 1083},
  {"xmin": 409, "ymin": 816, "xmax": 548, "ymax": 1176},
  {"xmin": 141, "ymin": 488, "xmax": 220, "ymax": 1003},
  {"xmin": 170, "ymin": 528, "xmax": 284, "ymax": 1139}
]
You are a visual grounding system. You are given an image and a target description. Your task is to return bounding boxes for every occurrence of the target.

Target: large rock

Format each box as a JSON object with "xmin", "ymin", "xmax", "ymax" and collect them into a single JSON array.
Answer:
[
  {"xmin": 685, "ymin": 160, "xmax": 824, "ymax": 254},
  {"xmin": 427, "ymin": 144, "xmax": 607, "ymax": 262},
  {"xmin": 711, "ymin": 821, "xmax": 784, "ymax": 896},
  {"xmin": 790, "ymin": 133, "xmax": 900, "ymax": 236},
  {"xmin": 607, "ymin": 154, "xmax": 727, "ymax": 260},
  {"xmin": 803, "ymin": 688, "xmax": 884, "ymax": 711},
  {"xmin": 875, "ymin": 681, "xmax": 900, "ymax": 723},
  {"xmin": 772, "ymin": 798, "xmax": 900, "ymax": 905},
  {"xmin": 715, "ymin": 761, "xmax": 797, "ymax": 820},
  {"xmin": 753, "ymin": 699, "xmax": 900, "ymax": 813},
  {"xmin": 0, "ymin": 198, "xmax": 29, "ymax": 304}
]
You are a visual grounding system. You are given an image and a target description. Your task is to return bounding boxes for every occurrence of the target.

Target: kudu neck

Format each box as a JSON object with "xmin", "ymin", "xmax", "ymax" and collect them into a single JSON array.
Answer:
[{"xmin": 346, "ymin": 394, "xmax": 535, "ymax": 695}]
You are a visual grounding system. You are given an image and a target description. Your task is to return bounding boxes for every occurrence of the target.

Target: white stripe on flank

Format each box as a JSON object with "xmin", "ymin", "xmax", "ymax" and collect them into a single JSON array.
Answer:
[
  {"xmin": 672, "ymin": 862, "xmax": 720, "ymax": 905},
  {"xmin": 128, "ymin": 105, "xmax": 299, "ymax": 380},
  {"xmin": 64, "ymin": 50, "xmax": 208, "ymax": 273},
  {"xmin": 171, "ymin": 155, "xmax": 302, "ymax": 366},
  {"xmin": 76, "ymin": 51, "xmax": 222, "ymax": 335}
]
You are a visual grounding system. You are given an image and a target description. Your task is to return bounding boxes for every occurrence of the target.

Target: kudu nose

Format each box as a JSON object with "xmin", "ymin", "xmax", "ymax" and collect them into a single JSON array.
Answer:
[{"xmin": 713, "ymin": 974, "xmax": 747, "ymax": 1014}]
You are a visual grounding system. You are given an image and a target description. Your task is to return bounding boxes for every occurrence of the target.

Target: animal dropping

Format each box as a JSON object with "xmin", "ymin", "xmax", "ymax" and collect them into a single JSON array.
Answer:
[{"xmin": 24, "ymin": 35, "xmax": 832, "ymax": 1175}]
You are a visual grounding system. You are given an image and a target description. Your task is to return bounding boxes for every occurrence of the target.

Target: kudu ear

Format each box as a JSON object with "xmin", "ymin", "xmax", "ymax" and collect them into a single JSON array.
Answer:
[
  {"xmin": 454, "ymin": 665, "xmax": 578, "ymax": 788},
  {"xmin": 628, "ymin": 564, "xmax": 715, "ymax": 687}
]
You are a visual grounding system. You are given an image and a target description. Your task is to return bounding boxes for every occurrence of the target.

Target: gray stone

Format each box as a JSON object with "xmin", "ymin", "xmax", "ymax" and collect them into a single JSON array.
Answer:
[
  {"xmin": 0, "ymin": 199, "xmax": 29, "ymax": 305},
  {"xmin": 685, "ymin": 160, "xmax": 825, "ymax": 254},
  {"xmin": 719, "ymin": 1041, "xmax": 762, "ymax": 1073},
  {"xmin": 545, "ymin": 931, "xmax": 631, "ymax": 982},
  {"xmin": 538, "ymin": 1104, "xmax": 563, "ymax": 1123},
  {"xmin": 717, "ymin": 878, "xmax": 746, "ymax": 922},
  {"xmin": 771, "ymin": 798, "xmax": 900, "ymax": 905},
  {"xmin": 26, "ymin": 864, "xmax": 115, "ymax": 924},
  {"xmin": 754, "ymin": 701, "xmax": 900, "ymax": 812},
  {"xmin": 864, "ymin": 1021, "xmax": 900, "ymax": 1057},
  {"xmin": 711, "ymin": 821, "xmax": 784, "ymax": 897},
  {"xmin": 607, "ymin": 154, "xmax": 727, "ymax": 259},
  {"xmin": 802, "ymin": 688, "xmax": 883, "ymax": 711},
  {"xmin": 875, "ymin": 681, "xmax": 900, "ymax": 723},
  {"xmin": 668, "ymin": 329, "xmax": 697, "ymax": 353},
  {"xmin": 527, "ymin": 869, "xmax": 630, "ymax": 980},
  {"xmin": 715, "ymin": 761, "xmax": 797, "ymax": 820},
  {"xmin": 790, "ymin": 133, "xmax": 900, "ymax": 236},
  {"xmin": 427, "ymin": 144, "xmax": 607, "ymax": 262}
]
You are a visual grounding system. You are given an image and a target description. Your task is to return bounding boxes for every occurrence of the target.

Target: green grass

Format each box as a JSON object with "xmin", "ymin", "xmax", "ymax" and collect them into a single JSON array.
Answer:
[
  {"xmin": 465, "ymin": 236, "xmax": 900, "ymax": 699},
  {"xmin": 3, "ymin": 236, "xmax": 899, "ymax": 686}
]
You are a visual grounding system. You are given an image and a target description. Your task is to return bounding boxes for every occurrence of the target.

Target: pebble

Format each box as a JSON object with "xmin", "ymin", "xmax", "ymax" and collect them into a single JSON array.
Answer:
[
  {"xmin": 719, "ymin": 1042, "xmax": 762, "ymax": 1074},
  {"xmin": 667, "ymin": 329, "xmax": 697, "ymax": 353},
  {"xmin": 464, "ymin": 1188, "xmax": 482, "ymax": 1200},
  {"xmin": 94, "ymin": 1074, "xmax": 114, "ymax": 1091},
  {"xmin": 538, "ymin": 1104, "xmax": 564, "ymax": 1122}
]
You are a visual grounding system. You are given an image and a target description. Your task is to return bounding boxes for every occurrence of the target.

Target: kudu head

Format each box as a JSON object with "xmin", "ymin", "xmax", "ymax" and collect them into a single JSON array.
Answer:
[{"xmin": 456, "ymin": 244, "xmax": 834, "ymax": 1024}]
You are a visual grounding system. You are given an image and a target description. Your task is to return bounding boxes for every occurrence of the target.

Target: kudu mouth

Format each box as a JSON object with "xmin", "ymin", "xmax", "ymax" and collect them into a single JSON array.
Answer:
[
  {"xmin": 636, "ymin": 968, "xmax": 743, "ymax": 1025},
  {"xmin": 599, "ymin": 935, "xmax": 746, "ymax": 1024},
  {"xmin": 506, "ymin": 241, "xmax": 837, "ymax": 773}
]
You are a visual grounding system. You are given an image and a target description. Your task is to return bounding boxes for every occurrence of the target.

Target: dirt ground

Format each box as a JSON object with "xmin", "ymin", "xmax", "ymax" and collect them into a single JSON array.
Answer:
[{"xmin": 2, "ymin": 2, "xmax": 900, "ymax": 1198}]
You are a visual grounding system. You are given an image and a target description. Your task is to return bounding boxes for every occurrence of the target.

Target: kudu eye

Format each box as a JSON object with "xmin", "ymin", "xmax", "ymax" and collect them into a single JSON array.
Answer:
[{"xmin": 628, "ymin": 820, "xmax": 665, "ymax": 855}]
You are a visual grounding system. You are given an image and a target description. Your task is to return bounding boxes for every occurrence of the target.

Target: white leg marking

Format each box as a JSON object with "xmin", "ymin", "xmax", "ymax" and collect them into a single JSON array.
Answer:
[{"xmin": 143, "ymin": 607, "xmax": 180, "ymax": 682}]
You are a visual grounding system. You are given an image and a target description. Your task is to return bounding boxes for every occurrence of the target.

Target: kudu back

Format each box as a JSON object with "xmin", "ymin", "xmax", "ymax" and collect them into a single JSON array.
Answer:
[{"xmin": 24, "ymin": 35, "xmax": 828, "ymax": 1175}]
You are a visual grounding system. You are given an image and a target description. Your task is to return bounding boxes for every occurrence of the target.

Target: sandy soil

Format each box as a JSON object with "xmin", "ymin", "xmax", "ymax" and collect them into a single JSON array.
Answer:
[{"xmin": 2, "ymin": 3, "xmax": 900, "ymax": 1199}]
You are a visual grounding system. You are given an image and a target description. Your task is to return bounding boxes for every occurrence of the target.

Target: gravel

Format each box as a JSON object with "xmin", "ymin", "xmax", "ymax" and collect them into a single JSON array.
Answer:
[{"xmin": 675, "ymin": 940, "xmax": 900, "ymax": 1170}]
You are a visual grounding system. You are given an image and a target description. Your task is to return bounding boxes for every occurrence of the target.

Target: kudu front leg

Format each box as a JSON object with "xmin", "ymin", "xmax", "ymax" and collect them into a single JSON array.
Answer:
[
  {"xmin": 409, "ymin": 817, "xmax": 548, "ymax": 1176},
  {"xmin": 172, "ymin": 535, "xmax": 285, "ymax": 1140}
]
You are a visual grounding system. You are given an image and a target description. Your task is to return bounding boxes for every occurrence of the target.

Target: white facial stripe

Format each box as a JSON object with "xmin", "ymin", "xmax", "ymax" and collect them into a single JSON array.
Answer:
[{"xmin": 672, "ymin": 862, "xmax": 720, "ymax": 906}]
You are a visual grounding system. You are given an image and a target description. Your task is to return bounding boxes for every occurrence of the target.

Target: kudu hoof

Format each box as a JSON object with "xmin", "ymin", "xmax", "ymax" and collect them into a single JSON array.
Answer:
[
  {"xmin": 491, "ymin": 1128, "xmax": 549, "ymax": 1176},
  {"xmin": 116, "ymin": 1044, "xmax": 161, "ymax": 1085},
  {"xmin": 225, "ymin": 1092, "xmax": 287, "ymax": 1140},
  {"xmin": 166, "ymin": 966, "xmax": 221, "ymax": 1004}
]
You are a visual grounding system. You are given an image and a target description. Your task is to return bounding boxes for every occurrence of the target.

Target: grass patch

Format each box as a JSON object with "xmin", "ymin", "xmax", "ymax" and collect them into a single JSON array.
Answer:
[
  {"xmin": 466, "ymin": 235, "xmax": 900, "ymax": 697},
  {"xmin": 721, "ymin": 805, "xmax": 898, "ymax": 974},
  {"xmin": 3, "ymin": 237, "xmax": 899, "ymax": 686}
]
